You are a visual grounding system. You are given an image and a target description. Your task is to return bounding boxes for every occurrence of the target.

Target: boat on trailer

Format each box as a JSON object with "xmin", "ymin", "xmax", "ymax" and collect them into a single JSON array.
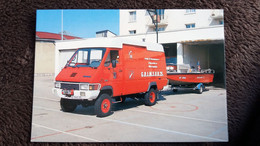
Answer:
[
  {"xmin": 167, "ymin": 71, "xmax": 214, "ymax": 85},
  {"xmin": 167, "ymin": 69, "xmax": 214, "ymax": 94},
  {"xmin": 165, "ymin": 57, "xmax": 215, "ymax": 93}
]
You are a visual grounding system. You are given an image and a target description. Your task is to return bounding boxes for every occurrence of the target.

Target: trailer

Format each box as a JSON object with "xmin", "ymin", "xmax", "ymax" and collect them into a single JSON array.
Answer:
[
  {"xmin": 167, "ymin": 71, "xmax": 214, "ymax": 94},
  {"xmin": 165, "ymin": 57, "xmax": 215, "ymax": 94}
]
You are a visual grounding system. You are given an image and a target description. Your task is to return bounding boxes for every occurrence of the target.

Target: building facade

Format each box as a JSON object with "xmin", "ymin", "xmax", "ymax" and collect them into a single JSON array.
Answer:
[
  {"xmin": 96, "ymin": 30, "xmax": 117, "ymax": 38},
  {"xmin": 120, "ymin": 9, "xmax": 223, "ymax": 35},
  {"xmin": 119, "ymin": 9, "xmax": 225, "ymax": 85},
  {"xmin": 35, "ymin": 32, "xmax": 80, "ymax": 75}
]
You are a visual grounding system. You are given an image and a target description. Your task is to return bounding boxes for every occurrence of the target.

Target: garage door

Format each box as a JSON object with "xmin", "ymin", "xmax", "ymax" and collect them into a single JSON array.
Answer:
[{"xmin": 183, "ymin": 42, "xmax": 225, "ymax": 85}]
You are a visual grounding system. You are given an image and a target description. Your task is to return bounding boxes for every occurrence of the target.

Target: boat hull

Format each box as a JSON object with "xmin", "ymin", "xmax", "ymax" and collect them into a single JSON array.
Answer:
[{"xmin": 167, "ymin": 73, "xmax": 214, "ymax": 85}]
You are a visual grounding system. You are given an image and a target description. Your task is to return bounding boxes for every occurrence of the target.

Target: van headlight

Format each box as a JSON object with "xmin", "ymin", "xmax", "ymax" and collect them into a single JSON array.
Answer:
[
  {"xmin": 80, "ymin": 84, "xmax": 89, "ymax": 90},
  {"xmin": 54, "ymin": 82, "xmax": 61, "ymax": 88},
  {"xmin": 80, "ymin": 83, "xmax": 101, "ymax": 90}
]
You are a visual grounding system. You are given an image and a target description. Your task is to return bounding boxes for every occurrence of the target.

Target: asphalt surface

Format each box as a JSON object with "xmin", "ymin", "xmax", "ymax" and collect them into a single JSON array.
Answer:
[{"xmin": 31, "ymin": 76, "xmax": 228, "ymax": 142}]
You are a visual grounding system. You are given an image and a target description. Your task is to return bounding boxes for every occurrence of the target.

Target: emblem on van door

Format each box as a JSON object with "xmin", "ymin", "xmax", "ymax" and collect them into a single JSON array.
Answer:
[
  {"xmin": 129, "ymin": 51, "xmax": 132, "ymax": 59},
  {"xmin": 129, "ymin": 71, "xmax": 134, "ymax": 79}
]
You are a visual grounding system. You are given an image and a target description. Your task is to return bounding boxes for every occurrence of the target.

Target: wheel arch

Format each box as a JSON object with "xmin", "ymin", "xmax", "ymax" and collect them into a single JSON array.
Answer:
[
  {"xmin": 98, "ymin": 86, "xmax": 113, "ymax": 97},
  {"xmin": 147, "ymin": 82, "xmax": 158, "ymax": 92}
]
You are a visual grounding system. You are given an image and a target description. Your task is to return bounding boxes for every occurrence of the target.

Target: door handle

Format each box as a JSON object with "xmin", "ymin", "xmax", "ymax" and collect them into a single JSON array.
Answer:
[{"xmin": 119, "ymin": 69, "xmax": 122, "ymax": 72}]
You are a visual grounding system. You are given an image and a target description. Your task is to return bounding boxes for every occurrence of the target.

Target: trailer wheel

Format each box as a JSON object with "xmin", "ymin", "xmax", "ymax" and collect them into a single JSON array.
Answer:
[
  {"xmin": 144, "ymin": 88, "xmax": 157, "ymax": 106},
  {"xmin": 95, "ymin": 94, "xmax": 112, "ymax": 117},
  {"xmin": 198, "ymin": 86, "xmax": 203, "ymax": 94},
  {"xmin": 60, "ymin": 98, "xmax": 77, "ymax": 112}
]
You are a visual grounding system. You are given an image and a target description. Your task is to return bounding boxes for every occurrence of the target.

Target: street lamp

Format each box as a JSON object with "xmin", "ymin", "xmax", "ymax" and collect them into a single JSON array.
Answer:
[{"xmin": 147, "ymin": 9, "xmax": 158, "ymax": 43}]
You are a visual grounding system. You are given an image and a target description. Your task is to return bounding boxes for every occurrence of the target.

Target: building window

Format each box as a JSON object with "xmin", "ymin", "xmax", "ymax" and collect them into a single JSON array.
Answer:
[
  {"xmin": 156, "ymin": 9, "xmax": 165, "ymax": 20},
  {"xmin": 185, "ymin": 23, "xmax": 195, "ymax": 28},
  {"xmin": 129, "ymin": 30, "xmax": 136, "ymax": 34},
  {"xmin": 186, "ymin": 9, "xmax": 196, "ymax": 13},
  {"xmin": 129, "ymin": 11, "xmax": 136, "ymax": 22},
  {"xmin": 97, "ymin": 32, "xmax": 107, "ymax": 37}
]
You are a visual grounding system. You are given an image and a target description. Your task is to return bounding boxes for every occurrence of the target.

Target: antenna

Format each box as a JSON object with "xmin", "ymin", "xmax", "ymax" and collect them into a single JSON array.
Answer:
[{"xmin": 61, "ymin": 9, "xmax": 63, "ymax": 41}]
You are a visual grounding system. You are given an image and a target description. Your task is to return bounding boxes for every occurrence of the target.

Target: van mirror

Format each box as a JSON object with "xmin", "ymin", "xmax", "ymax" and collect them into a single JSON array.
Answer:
[{"xmin": 112, "ymin": 60, "xmax": 116, "ymax": 68}]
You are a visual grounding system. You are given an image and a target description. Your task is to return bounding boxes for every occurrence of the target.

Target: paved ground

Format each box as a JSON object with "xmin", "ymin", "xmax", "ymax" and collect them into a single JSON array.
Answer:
[{"xmin": 31, "ymin": 76, "xmax": 228, "ymax": 142}]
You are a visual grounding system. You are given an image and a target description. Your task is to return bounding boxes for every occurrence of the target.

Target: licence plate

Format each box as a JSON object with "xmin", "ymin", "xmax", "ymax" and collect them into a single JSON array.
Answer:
[{"xmin": 62, "ymin": 89, "xmax": 74, "ymax": 95}]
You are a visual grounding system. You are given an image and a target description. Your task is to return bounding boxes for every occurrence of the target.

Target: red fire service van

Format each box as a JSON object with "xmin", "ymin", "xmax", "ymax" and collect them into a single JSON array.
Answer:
[{"xmin": 53, "ymin": 38, "xmax": 168, "ymax": 117}]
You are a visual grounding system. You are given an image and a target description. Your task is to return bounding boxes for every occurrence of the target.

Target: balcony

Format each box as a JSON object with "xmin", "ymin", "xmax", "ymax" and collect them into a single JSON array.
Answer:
[{"xmin": 146, "ymin": 15, "xmax": 168, "ymax": 28}]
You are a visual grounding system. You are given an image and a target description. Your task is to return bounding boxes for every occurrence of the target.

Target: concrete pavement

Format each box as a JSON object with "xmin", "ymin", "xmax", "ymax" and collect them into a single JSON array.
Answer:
[{"xmin": 31, "ymin": 76, "xmax": 228, "ymax": 142}]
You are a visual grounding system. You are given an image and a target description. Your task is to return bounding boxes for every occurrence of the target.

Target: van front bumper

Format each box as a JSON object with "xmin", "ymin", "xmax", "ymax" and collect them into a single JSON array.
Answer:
[{"xmin": 52, "ymin": 88, "xmax": 100, "ymax": 100}]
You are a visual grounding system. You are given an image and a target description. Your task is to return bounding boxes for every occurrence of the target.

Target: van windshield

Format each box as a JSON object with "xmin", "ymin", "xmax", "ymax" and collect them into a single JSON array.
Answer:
[{"xmin": 67, "ymin": 48, "xmax": 106, "ymax": 68}]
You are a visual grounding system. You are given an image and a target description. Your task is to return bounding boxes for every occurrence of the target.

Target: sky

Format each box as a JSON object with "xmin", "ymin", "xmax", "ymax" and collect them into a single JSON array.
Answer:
[{"xmin": 36, "ymin": 9, "xmax": 119, "ymax": 38}]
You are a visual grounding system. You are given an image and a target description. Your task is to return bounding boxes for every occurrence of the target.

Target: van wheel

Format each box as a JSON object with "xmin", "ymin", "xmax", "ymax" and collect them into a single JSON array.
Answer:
[
  {"xmin": 144, "ymin": 88, "xmax": 157, "ymax": 106},
  {"xmin": 60, "ymin": 98, "xmax": 77, "ymax": 112},
  {"xmin": 95, "ymin": 94, "xmax": 112, "ymax": 117}
]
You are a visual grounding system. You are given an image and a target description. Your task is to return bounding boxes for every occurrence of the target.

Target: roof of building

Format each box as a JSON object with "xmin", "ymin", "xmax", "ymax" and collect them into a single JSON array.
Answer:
[
  {"xmin": 96, "ymin": 30, "xmax": 117, "ymax": 36},
  {"xmin": 36, "ymin": 31, "xmax": 81, "ymax": 41},
  {"xmin": 55, "ymin": 37, "xmax": 164, "ymax": 52}
]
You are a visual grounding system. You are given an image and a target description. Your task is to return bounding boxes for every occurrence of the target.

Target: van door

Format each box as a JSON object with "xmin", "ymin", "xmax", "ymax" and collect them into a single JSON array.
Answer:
[{"xmin": 103, "ymin": 49, "xmax": 123, "ymax": 97}]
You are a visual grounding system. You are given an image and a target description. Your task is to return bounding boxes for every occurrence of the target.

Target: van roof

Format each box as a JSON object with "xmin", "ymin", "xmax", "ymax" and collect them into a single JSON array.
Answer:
[{"xmin": 55, "ymin": 37, "xmax": 164, "ymax": 52}]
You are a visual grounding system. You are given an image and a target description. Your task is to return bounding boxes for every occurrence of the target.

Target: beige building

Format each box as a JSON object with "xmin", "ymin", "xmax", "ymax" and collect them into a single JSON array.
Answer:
[
  {"xmin": 34, "ymin": 41, "xmax": 55, "ymax": 75},
  {"xmin": 34, "ymin": 31, "xmax": 80, "ymax": 75}
]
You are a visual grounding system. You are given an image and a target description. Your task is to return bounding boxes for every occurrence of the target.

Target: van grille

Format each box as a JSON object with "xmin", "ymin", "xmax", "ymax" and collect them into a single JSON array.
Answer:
[{"xmin": 60, "ymin": 83, "xmax": 79, "ymax": 90}]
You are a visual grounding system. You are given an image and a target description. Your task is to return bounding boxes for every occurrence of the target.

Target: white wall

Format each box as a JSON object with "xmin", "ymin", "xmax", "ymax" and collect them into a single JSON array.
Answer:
[
  {"xmin": 96, "ymin": 31, "xmax": 116, "ymax": 37},
  {"xmin": 117, "ymin": 25, "xmax": 224, "ymax": 44},
  {"xmin": 120, "ymin": 9, "xmax": 224, "ymax": 35},
  {"xmin": 120, "ymin": 10, "xmax": 147, "ymax": 35},
  {"xmin": 107, "ymin": 31, "xmax": 116, "ymax": 37},
  {"xmin": 183, "ymin": 44, "xmax": 209, "ymax": 69},
  {"xmin": 165, "ymin": 9, "xmax": 214, "ymax": 30},
  {"xmin": 176, "ymin": 43, "xmax": 183, "ymax": 65}
]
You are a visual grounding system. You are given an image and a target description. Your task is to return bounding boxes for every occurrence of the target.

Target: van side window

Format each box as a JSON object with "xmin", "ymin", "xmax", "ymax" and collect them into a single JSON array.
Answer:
[
  {"xmin": 104, "ymin": 52, "xmax": 111, "ymax": 67},
  {"xmin": 111, "ymin": 50, "xmax": 119, "ymax": 63},
  {"xmin": 104, "ymin": 50, "xmax": 119, "ymax": 67}
]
